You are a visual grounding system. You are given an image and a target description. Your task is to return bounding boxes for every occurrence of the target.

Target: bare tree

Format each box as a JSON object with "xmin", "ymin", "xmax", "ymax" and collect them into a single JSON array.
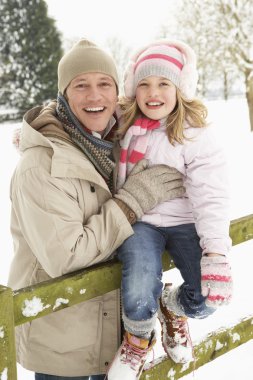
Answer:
[
  {"xmin": 105, "ymin": 37, "xmax": 132, "ymax": 95},
  {"xmin": 163, "ymin": 0, "xmax": 253, "ymax": 130},
  {"xmin": 218, "ymin": 0, "xmax": 253, "ymax": 130}
]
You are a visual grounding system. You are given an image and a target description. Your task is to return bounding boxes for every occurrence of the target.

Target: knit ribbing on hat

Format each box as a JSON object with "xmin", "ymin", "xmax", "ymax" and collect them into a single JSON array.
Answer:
[
  {"xmin": 124, "ymin": 39, "xmax": 198, "ymax": 100},
  {"xmin": 133, "ymin": 45, "xmax": 184, "ymax": 91},
  {"xmin": 58, "ymin": 39, "xmax": 119, "ymax": 94}
]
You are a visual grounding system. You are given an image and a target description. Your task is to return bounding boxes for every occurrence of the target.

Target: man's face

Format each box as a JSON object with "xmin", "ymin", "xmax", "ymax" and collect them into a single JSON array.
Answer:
[{"xmin": 66, "ymin": 72, "xmax": 118, "ymax": 134}]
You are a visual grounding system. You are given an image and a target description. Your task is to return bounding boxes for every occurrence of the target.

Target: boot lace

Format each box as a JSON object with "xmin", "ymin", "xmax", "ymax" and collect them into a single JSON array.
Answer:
[
  {"xmin": 120, "ymin": 338, "xmax": 150, "ymax": 370},
  {"xmin": 171, "ymin": 316, "xmax": 191, "ymax": 345}
]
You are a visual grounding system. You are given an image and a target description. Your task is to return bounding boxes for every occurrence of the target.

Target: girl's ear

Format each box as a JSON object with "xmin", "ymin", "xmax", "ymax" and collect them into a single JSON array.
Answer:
[
  {"xmin": 180, "ymin": 61, "xmax": 198, "ymax": 100},
  {"xmin": 164, "ymin": 39, "xmax": 198, "ymax": 99},
  {"xmin": 123, "ymin": 43, "xmax": 156, "ymax": 99},
  {"xmin": 124, "ymin": 61, "xmax": 135, "ymax": 99}
]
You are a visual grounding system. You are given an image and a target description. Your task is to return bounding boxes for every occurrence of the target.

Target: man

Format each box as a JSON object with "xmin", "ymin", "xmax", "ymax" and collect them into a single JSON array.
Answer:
[{"xmin": 8, "ymin": 39, "xmax": 184, "ymax": 379}]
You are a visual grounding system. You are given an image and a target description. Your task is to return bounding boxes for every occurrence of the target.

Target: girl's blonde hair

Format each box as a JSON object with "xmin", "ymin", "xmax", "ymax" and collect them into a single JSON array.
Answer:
[{"xmin": 117, "ymin": 89, "xmax": 208, "ymax": 145}]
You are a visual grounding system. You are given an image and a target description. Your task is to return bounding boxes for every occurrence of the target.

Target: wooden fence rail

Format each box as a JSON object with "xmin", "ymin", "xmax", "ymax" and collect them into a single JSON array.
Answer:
[{"xmin": 0, "ymin": 214, "xmax": 253, "ymax": 379}]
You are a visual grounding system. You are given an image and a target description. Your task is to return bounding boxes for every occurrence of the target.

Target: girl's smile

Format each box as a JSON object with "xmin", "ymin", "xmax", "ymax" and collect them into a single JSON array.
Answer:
[{"xmin": 136, "ymin": 76, "xmax": 177, "ymax": 120}]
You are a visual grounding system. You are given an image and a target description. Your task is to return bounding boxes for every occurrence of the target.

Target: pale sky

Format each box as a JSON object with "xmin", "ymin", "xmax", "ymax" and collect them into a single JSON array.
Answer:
[{"xmin": 45, "ymin": 0, "xmax": 178, "ymax": 49}]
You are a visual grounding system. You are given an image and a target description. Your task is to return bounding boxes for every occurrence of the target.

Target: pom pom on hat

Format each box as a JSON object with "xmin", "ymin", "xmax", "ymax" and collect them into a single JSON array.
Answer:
[
  {"xmin": 58, "ymin": 39, "xmax": 119, "ymax": 94},
  {"xmin": 124, "ymin": 39, "xmax": 198, "ymax": 100}
]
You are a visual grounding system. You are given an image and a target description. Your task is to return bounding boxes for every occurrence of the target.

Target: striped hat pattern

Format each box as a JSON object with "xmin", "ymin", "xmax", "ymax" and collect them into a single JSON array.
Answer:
[{"xmin": 124, "ymin": 39, "xmax": 198, "ymax": 100}]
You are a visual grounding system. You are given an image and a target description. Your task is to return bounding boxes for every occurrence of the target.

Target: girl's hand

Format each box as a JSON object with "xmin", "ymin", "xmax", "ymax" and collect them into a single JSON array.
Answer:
[{"xmin": 200, "ymin": 255, "xmax": 233, "ymax": 308}]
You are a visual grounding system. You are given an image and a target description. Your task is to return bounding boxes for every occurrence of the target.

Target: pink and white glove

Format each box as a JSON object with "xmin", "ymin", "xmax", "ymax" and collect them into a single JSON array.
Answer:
[{"xmin": 200, "ymin": 255, "xmax": 233, "ymax": 308}]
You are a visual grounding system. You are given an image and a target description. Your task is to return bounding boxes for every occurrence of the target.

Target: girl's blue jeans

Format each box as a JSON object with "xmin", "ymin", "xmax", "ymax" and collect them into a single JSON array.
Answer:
[
  {"xmin": 35, "ymin": 374, "xmax": 105, "ymax": 380},
  {"xmin": 117, "ymin": 221, "xmax": 215, "ymax": 322}
]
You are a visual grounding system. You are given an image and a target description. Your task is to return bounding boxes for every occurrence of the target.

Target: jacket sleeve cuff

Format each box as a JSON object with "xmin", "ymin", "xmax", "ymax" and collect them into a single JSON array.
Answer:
[{"xmin": 112, "ymin": 198, "xmax": 137, "ymax": 225}]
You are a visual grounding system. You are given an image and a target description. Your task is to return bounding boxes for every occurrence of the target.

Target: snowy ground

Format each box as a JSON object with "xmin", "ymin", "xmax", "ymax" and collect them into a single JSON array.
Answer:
[{"xmin": 0, "ymin": 98, "xmax": 253, "ymax": 379}]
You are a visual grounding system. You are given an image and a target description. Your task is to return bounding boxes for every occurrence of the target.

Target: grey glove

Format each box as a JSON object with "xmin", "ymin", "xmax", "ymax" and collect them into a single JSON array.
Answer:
[{"xmin": 114, "ymin": 159, "xmax": 185, "ymax": 218}]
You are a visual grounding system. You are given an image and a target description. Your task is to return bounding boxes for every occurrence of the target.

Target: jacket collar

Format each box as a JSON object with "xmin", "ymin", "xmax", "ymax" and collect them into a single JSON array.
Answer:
[{"xmin": 20, "ymin": 103, "xmax": 114, "ymax": 190}]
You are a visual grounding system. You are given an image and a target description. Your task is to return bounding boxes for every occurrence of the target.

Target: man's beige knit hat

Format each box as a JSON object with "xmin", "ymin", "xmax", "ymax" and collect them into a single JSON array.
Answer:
[{"xmin": 58, "ymin": 39, "xmax": 119, "ymax": 94}]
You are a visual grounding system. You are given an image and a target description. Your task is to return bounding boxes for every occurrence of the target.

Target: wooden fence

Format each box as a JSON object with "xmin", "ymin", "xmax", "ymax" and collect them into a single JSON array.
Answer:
[{"xmin": 0, "ymin": 214, "xmax": 253, "ymax": 380}]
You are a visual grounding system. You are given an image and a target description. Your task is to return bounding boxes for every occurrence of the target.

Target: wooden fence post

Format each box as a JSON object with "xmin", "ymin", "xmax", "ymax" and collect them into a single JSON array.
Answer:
[{"xmin": 0, "ymin": 285, "xmax": 17, "ymax": 380}]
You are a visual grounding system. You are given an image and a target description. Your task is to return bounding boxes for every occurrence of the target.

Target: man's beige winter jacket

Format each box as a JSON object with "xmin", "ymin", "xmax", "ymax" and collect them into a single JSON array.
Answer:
[{"xmin": 8, "ymin": 104, "xmax": 133, "ymax": 376}]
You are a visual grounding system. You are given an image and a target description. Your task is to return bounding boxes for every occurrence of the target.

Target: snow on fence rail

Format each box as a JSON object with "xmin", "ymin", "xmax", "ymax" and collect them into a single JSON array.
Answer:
[{"xmin": 0, "ymin": 214, "xmax": 253, "ymax": 379}]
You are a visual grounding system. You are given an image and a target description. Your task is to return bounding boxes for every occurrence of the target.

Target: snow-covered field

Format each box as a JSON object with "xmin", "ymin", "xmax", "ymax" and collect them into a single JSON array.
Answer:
[{"xmin": 0, "ymin": 98, "xmax": 253, "ymax": 379}]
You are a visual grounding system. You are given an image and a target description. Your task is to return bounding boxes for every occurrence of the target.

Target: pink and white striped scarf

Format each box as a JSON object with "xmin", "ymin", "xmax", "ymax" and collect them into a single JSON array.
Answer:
[{"xmin": 117, "ymin": 117, "xmax": 160, "ymax": 189}]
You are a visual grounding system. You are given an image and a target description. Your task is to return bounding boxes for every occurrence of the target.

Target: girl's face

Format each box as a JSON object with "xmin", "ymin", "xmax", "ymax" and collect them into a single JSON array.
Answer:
[{"xmin": 135, "ymin": 76, "xmax": 177, "ymax": 120}]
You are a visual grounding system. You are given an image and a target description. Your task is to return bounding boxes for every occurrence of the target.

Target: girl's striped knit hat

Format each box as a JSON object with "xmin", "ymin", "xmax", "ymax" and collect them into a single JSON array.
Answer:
[{"xmin": 124, "ymin": 39, "xmax": 198, "ymax": 100}]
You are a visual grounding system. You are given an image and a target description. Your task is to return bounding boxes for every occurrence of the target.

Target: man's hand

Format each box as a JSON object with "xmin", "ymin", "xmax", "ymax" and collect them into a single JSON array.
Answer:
[{"xmin": 114, "ymin": 159, "xmax": 185, "ymax": 219}]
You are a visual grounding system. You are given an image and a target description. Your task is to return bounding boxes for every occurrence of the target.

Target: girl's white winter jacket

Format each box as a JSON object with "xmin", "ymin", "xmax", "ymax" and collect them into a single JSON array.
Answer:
[{"xmin": 137, "ymin": 122, "xmax": 232, "ymax": 255}]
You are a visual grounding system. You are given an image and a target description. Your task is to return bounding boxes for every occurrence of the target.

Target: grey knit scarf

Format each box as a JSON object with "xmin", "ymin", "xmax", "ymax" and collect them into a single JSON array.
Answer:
[{"xmin": 56, "ymin": 93, "xmax": 115, "ymax": 187}]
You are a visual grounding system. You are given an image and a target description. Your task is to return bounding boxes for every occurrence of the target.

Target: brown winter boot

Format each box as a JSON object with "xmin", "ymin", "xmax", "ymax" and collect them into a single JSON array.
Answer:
[{"xmin": 158, "ymin": 283, "xmax": 193, "ymax": 363}]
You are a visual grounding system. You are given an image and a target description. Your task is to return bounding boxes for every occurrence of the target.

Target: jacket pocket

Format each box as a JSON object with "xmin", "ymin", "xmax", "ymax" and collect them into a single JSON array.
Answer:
[{"xmin": 28, "ymin": 300, "xmax": 101, "ymax": 353}]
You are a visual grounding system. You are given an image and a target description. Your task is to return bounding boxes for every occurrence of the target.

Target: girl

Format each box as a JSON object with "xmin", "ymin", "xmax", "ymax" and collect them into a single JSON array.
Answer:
[{"xmin": 108, "ymin": 40, "xmax": 233, "ymax": 380}]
